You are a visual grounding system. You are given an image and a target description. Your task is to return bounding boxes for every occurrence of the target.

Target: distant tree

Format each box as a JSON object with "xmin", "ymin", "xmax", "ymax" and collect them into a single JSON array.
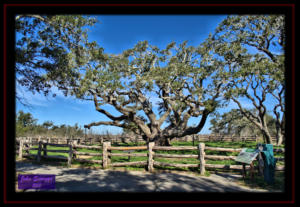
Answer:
[
  {"xmin": 15, "ymin": 111, "xmax": 84, "ymax": 137},
  {"xmin": 16, "ymin": 110, "xmax": 37, "ymax": 136},
  {"xmin": 42, "ymin": 121, "xmax": 54, "ymax": 129},
  {"xmin": 210, "ymin": 109, "xmax": 277, "ymax": 140},
  {"xmin": 50, "ymin": 125, "xmax": 59, "ymax": 131},
  {"xmin": 16, "ymin": 110, "xmax": 37, "ymax": 127}
]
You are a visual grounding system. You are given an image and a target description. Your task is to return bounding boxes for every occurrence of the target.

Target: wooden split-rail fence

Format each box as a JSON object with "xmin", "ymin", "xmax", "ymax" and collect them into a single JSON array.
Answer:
[
  {"xmin": 17, "ymin": 140, "xmax": 285, "ymax": 175},
  {"xmin": 16, "ymin": 134, "xmax": 282, "ymax": 147}
]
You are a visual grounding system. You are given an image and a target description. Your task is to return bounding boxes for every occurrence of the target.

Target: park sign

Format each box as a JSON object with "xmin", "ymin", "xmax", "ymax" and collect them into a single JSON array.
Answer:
[{"xmin": 235, "ymin": 148, "xmax": 259, "ymax": 164}]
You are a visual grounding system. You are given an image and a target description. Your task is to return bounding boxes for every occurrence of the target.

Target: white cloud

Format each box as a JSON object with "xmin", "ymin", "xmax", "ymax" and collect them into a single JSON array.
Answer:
[
  {"xmin": 16, "ymin": 83, "xmax": 91, "ymax": 108},
  {"xmin": 50, "ymin": 86, "xmax": 92, "ymax": 105},
  {"xmin": 16, "ymin": 84, "xmax": 53, "ymax": 107}
]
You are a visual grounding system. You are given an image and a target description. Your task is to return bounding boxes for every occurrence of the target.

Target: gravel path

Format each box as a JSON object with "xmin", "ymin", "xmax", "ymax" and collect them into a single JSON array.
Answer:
[{"xmin": 16, "ymin": 161, "xmax": 268, "ymax": 192}]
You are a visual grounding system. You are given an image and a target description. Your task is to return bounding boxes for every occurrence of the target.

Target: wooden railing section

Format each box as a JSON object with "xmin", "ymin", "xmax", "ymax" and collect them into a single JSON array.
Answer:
[
  {"xmin": 16, "ymin": 140, "xmax": 285, "ymax": 173},
  {"xmin": 105, "ymin": 145, "xmax": 148, "ymax": 168},
  {"xmin": 72, "ymin": 144, "xmax": 102, "ymax": 165},
  {"xmin": 152, "ymin": 144, "xmax": 206, "ymax": 175}
]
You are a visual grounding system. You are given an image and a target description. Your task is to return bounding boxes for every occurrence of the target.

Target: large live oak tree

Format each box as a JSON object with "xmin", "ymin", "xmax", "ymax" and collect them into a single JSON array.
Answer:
[{"xmin": 77, "ymin": 41, "xmax": 226, "ymax": 145}]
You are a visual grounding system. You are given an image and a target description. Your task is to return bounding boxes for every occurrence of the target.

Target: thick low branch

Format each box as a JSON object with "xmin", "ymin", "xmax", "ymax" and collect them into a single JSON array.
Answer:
[
  {"xmin": 92, "ymin": 93, "xmax": 127, "ymax": 121},
  {"xmin": 136, "ymin": 91, "xmax": 156, "ymax": 124},
  {"xmin": 84, "ymin": 121, "xmax": 125, "ymax": 129},
  {"xmin": 16, "ymin": 14, "xmax": 45, "ymax": 21}
]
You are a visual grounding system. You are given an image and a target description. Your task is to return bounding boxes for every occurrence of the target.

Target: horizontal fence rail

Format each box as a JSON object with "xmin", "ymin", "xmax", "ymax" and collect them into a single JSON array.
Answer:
[
  {"xmin": 205, "ymin": 155, "xmax": 237, "ymax": 160},
  {"xmin": 108, "ymin": 153, "xmax": 148, "ymax": 157},
  {"xmin": 73, "ymin": 151, "xmax": 102, "ymax": 156},
  {"xmin": 154, "ymin": 154, "xmax": 198, "ymax": 158},
  {"xmin": 72, "ymin": 158, "xmax": 102, "ymax": 164},
  {"xmin": 205, "ymin": 147, "xmax": 242, "ymax": 152},
  {"xmin": 73, "ymin": 144, "xmax": 102, "ymax": 150},
  {"xmin": 153, "ymin": 146, "xmax": 197, "ymax": 151},
  {"xmin": 109, "ymin": 146, "xmax": 147, "ymax": 150},
  {"xmin": 153, "ymin": 161, "xmax": 199, "ymax": 168},
  {"xmin": 110, "ymin": 161, "xmax": 147, "ymax": 167}
]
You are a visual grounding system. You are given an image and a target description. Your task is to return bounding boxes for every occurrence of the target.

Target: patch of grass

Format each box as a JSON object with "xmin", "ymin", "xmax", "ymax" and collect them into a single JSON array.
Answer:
[
  {"xmin": 154, "ymin": 157, "xmax": 198, "ymax": 164},
  {"xmin": 206, "ymin": 159, "xmax": 238, "ymax": 165},
  {"xmin": 26, "ymin": 145, "xmax": 69, "ymax": 157},
  {"xmin": 205, "ymin": 141, "xmax": 257, "ymax": 148},
  {"xmin": 111, "ymin": 155, "xmax": 147, "ymax": 162},
  {"xmin": 241, "ymin": 171, "xmax": 284, "ymax": 192},
  {"xmin": 204, "ymin": 171, "xmax": 211, "ymax": 176},
  {"xmin": 88, "ymin": 156, "xmax": 102, "ymax": 160},
  {"xmin": 76, "ymin": 148, "xmax": 102, "ymax": 153}
]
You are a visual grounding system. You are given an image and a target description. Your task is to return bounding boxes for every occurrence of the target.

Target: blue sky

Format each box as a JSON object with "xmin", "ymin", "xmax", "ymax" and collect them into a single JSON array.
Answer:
[{"xmin": 16, "ymin": 14, "xmax": 260, "ymax": 135}]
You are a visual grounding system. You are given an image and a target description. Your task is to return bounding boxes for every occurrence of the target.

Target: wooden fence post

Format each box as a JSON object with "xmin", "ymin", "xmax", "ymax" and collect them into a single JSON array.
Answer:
[
  {"xmin": 68, "ymin": 144, "xmax": 73, "ymax": 167},
  {"xmin": 198, "ymin": 143, "xmax": 206, "ymax": 175},
  {"xmin": 37, "ymin": 141, "xmax": 42, "ymax": 163},
  {"xmin": 102, "ymin": 142, "xmax": 111, "ymax": 169},
  {"xmin": 192, "ymin": 135, "xmax": 194, "ymax": 146},
  {"xmin": 147, "ymin": 142, "xmax": 155, "ymax": 172},
  {"xmin": 43, "ymin": 143, "xmax": 47, "ymax": 156},
  {"xmin": 29, "ymin": 137, "xmax": 32, "ymax": 147},
  {"xmin": 108, "ymin": 142, "xmax": 112, "ymax": 165},
  {"xmin": 18, "ymin": 139, "xmax": 23, "ymax": 159}
]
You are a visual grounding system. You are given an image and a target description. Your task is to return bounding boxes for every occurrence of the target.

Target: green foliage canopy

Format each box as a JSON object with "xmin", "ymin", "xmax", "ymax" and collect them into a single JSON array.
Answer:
[
  {"xmin": 15, "ymin": 15, "xmax": 98, "ymax": 102},
  {"xmin": 207, "ymin": 15, "xmax": 285, "ymax": 145}
]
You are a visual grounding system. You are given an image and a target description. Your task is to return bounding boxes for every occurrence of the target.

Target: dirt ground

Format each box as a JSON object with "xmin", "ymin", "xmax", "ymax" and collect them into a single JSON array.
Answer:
[{"xmin": 15, "ymin": 161, "xmax": 269, "ymax": 192}]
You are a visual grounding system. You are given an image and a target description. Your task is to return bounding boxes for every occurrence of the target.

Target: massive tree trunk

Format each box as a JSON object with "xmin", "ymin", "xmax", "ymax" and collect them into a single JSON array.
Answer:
[
  {"xmin": 154, "ymin": 136, "xmax": 171, "ymax": 146},
  {"xmin": 275, "ymin": 119, "xmax": 284, "ymax": 146},
  {"xmin": 262, "ymin": 128, "xmax": 273, "ymax": 145},
  {"xmin": 276, "ymin": 133, "xmax": 284, "ymax": 146}
]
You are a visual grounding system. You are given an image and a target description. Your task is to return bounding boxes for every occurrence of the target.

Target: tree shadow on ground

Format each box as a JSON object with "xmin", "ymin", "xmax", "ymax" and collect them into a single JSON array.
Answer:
[{"xmin": 16, "ymin": 161, "xmax": 265, "ymax": 193}]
